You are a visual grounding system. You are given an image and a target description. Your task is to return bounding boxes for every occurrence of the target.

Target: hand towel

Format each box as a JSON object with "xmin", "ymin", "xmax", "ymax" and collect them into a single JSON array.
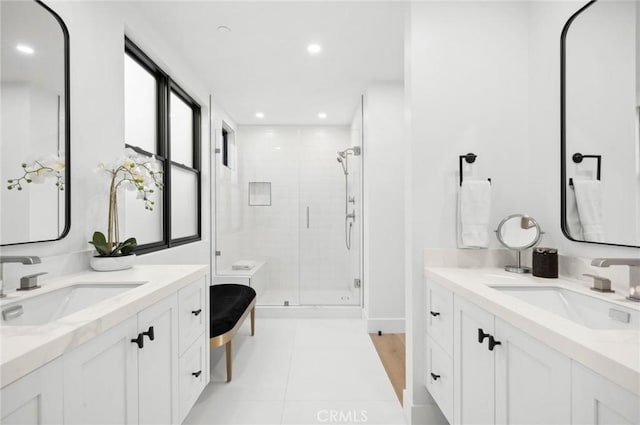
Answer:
[
  {"xmin": 232, "ymin": 260, "xmax": 257, "ymax": 271},
  {"xmin": 458, "ymin": 180, "xmax": 492, "ymax": 248},
  {"xmin": 565, "ymin": 186, "xmax": 584, "ymax": 240},
  {"xmin": 573, "ymin": 180, "xmax": 605, "ymax": 242}
]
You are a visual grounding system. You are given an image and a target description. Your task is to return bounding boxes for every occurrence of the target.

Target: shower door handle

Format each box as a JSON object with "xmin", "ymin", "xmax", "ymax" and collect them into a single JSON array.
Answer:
[{"xmin": 306, "ymin": 206, "xmax": 310, "ymax": 229}]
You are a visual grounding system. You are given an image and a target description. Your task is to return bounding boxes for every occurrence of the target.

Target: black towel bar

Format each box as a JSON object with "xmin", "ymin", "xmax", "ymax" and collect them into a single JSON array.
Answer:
[{"xmin": 459, "ymin": 153, "xmax": 491, "ymax": 186}]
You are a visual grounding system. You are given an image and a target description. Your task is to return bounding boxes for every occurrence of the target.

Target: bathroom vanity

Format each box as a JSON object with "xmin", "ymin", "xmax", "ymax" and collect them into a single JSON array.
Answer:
[
  {"xmin": 0, "ymin": 265, "xmax": 209, "ymax": 425},
  {"xmin": 424, "ymin": 267, "xmax": 640, "ymax": 425}
]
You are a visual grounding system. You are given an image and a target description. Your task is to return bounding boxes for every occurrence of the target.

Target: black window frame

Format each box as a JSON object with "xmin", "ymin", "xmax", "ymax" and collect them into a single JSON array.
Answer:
[{"xmin": 124, "ymin": 37, "xmax": 201, "ymax": 254}]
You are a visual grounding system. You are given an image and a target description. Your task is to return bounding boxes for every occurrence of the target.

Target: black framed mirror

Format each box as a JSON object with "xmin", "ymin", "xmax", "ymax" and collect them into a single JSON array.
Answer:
[
  {"xmin": 561, "ymin": 0, "xmax": 640, "ymax": 248},
  {"xmin": 1, "ymin": 0, "xmax": 70, "ymax": 246}
]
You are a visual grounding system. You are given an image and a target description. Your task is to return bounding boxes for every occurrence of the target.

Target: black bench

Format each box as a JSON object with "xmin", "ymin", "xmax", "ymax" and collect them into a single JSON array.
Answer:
[{"xmin": 209, "ymin": 284, "xmax": 256, "ymax": 382}]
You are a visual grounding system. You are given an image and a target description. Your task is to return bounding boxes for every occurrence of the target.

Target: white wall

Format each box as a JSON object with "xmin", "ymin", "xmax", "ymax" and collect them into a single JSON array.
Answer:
[
  {"xmin": 404, "ymin": 2, "xmax": 531, "ymax": 421},
  {"xmin": 0, "ymin": 1, "xmax": 235, "ymax": 289},
  {"xmin": 363, "ymin": 83, "xmax": 406, "ymax": 332}
]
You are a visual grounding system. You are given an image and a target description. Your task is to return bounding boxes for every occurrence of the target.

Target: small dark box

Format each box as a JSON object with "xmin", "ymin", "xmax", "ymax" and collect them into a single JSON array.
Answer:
[{"xmin": 532, "ymin": 248, "xmax": 558, "ymax": 278}]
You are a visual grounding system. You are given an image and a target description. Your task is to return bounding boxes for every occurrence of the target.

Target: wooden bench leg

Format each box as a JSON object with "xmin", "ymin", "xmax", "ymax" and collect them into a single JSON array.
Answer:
[
  {"xmin": 225, "ymin": 340, "xmax": 232, "ymax": 382},
  {"xmin": 251, "ymin": 307, "xmax": 255, "ymax": 336}
]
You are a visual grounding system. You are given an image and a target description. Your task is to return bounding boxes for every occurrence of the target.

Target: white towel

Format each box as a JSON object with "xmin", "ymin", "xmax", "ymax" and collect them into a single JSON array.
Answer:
[
  {"xmin": 573, "ymin": 180, "xmax": 605, "ymax": 242},
  {"xmin": 458, "ymin": 180, "xmax": 492, "ymax": 248},
  {"xmin": 231, "ymin": 260, "xmax": 257, "ymax": 271}
]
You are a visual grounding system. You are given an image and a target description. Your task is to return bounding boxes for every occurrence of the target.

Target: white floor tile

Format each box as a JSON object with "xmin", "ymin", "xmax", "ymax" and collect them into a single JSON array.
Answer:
[
  {"xmin": 282, "ymin": 401, "xmax": 405, "ymax": 425},
  {"xmin": 186, "ymin": 318, "xmax": 405, "ymax": 425},
  {"xmin": 184, "ymin": 391, "xmax": 284, "ymax": 425},
  {"xmin": 294, "ymin": 319, "xmax": 370, "ymax": 349},
  {"xmin": 285, "ymin": 347, "xmax": 398, "ymax": 401}
]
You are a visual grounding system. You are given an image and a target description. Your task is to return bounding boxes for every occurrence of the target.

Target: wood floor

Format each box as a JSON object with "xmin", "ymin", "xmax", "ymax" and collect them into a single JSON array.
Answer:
[{"xmin": 369, "ymin": 333, "xmax": 406, "ymax": 405}]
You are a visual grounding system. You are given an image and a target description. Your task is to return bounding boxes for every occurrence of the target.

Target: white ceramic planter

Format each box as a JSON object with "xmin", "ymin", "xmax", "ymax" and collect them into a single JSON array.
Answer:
[{"xmin": 90, "ymin": 254, "xmax": 136, "ymax": 272}]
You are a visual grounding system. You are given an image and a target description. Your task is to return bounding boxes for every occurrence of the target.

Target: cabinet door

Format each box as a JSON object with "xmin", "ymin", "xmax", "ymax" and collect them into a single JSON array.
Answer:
[
  {"xmin": 572, "ymin": 362, "xmax": 640, "ymax": 425},
  {"xmin": 64, "ymin": 316, "xmax": 139, "ymax": 425},
  {"xmin": 454, "ymin": 297, "xmax": 495, "ymax": 425},
  {"xmin": 138, "ymin": 294, "xmax": 179, "ymax": 425},
  {"xmin": 494, "ymin": 319, "xmax": 571, "ymax": 425},
  {"xmin": 1, "ymin": 357, "xmax": 63, "ymax": 424}
]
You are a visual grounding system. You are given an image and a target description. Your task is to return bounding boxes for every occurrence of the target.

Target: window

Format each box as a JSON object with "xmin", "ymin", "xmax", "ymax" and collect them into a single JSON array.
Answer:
[
  {"xmin": 221, "ymin": 122, "xmax": 236, "ymax": 169},
  {"xmin": 124, "ymin": 38, "xmax": 201, "ymax": 253}
]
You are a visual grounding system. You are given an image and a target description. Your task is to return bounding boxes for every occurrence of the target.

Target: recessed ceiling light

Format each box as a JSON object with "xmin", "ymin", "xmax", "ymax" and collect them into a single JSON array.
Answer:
[
  {"xmin": 318, "ymin": 112, "xmax": 327, "ymax": 119},
  {"xmin": 217, "ymin": 26, "xmax": 231, "ymax": 33},
  {"xmin": 16, "ymin": 44, "xmax": 34, "ymax": 55},
  {"xmin": 255, "ymin": 112, "xmax": 265, "ymax": 119},
  {"xmin": 307, "ymin": 43, "xmax": 322, "ymax": 55},
  {"xmin": 274, "ymin": 146, "xmax": 281, "ymax": 150}
]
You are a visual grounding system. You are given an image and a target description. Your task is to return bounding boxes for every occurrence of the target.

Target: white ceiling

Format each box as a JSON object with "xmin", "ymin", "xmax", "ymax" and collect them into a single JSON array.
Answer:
[{"xmin": 132, "ymin": 2, "xmax": 406, "ymax": 125}]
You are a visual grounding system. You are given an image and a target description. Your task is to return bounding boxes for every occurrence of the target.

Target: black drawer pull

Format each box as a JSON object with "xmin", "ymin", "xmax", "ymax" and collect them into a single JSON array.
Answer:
[
  {"xmin": 131, "ymin": 333, "xmax": 144, "ymax": 349},
  {"xmin": 191, "ymin": 309, "xmax": 202, "ymax": 316},
  {"xmin": 192, "ymin": 370, "xmax": 202, "ymax": 378},
  {"xmin": 488, "ymin": 335, "xmax": 502, "ymax": 351},
  {"xmin": 478, "ymin": 328, "xmax": 490, "ymax": 344},
  {"xmin": 430, "ymin": 373, "xmax": 441, "ymax": 381},
  {"xmin": 429, "ymin": 311, "xmax": 440, "ymax": 317},
  {"xmin": 142, "ymin": 326, "xmax": 155, "ymax": 341}
]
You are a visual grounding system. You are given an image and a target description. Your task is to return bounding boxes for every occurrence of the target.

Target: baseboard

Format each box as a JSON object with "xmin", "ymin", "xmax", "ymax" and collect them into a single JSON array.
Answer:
[
  {"xmin": 256, "ymin": 305, "xmax": 363, "ymax": 319},
  {"xmin": 403, "ymin": 397, "xmax": 449, "ymax": 425},
  {"xmin": 366, "ymin": 317, "xmax": 405, "ymax": 333}
]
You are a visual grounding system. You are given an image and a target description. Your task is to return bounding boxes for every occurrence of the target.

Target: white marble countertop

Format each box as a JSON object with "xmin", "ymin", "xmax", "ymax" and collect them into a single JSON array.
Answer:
[
  {"xmin": 0, "ymin": 264, "xmax": 207, "ymax": 388},
  {"xmin": 425, "ymin": 267, "xmax": 640, "ymax": 395}
]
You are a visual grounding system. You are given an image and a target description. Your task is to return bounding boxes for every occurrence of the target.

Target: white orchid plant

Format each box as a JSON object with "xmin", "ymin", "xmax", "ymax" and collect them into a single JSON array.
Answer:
[
  {"xmin": 89, "ymin": 148, "xmax": 163, "ymax": 257},
  {"xmin": 6, "ymin": 154, "xmax": 65, "ymax": 191}
]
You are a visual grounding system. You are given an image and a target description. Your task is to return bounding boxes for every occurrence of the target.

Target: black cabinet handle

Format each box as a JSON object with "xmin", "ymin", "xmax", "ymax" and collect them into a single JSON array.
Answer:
[
  {"xmin": 142, "ymin": 326, "xmax": 155, "ymax": 341},
  {"xmin": 488, "ymin": 335, "xmax": 502, "ymax": 351},
  {"xmin": 430, "ymin": 372, "xmax": 441, "ymax": 381},
  {"xmin": 192, "ymin": 370, "xmax": 202, "ymax": 378},
  {"xmin": 478, "ymin": 328, "xmax": 490, "ymax": 344},
  {"xmin": 429, "ymin": 311, "xmax": 440, "ymax": 317},
  {"xmin": 191, "ymin": 309, "xmax": 202, "ymax": 316},
  {"xmin": 131, "ymin": 333, "xmax": 144, "ymax": 349}
]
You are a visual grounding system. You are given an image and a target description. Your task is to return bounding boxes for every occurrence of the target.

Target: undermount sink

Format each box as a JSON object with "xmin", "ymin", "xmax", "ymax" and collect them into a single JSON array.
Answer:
[
  {"xmin": 1, "ymin": 282, "xmax": 144, "ymax": 326},
  {"xmin": 491, "ymin": 286, "xmax": 639, "ymax": 330}
]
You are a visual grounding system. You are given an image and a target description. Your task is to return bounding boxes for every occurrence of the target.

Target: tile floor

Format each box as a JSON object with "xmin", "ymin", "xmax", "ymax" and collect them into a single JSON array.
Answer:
[{"xmin": 184, "ymin": 318, "xmax": 406, "ymax": 425}]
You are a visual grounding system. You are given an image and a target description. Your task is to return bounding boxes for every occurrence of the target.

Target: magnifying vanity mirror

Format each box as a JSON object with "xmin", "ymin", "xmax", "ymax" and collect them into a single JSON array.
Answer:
[
  {"xmin": 561, "ymin": 0, "xmax": 640, "ymax": 248},
  {"xmin": 0, "ymin": 0, "xmax": 70, "ymax": 246},
  {"xmin": 496, "ymin": 214, "xmax": 544, "ymax": 274}
]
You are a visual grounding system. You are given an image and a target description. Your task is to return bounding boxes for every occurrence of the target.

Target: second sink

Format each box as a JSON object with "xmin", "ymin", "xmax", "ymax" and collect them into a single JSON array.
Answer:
[{"xmin": 491, "ymin": 285, "xmax": 639, "ymax": 330}]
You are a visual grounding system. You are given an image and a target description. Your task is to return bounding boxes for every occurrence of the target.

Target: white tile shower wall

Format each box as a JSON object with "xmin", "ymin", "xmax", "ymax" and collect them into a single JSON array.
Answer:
[
  {"xmin": 0, "ymin": 1, "xmax": 231, "ymax": 288},
  {"xmin": 223, "ymin": 126, "xmax": 356, "ymax": 304}
]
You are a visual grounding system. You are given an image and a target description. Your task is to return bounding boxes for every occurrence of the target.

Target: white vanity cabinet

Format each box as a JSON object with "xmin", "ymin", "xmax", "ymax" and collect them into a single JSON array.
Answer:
[
  {"xmin": 453, "ymin": 296, "xmax": 571, "ymax": 425},
  {"xmin": 571, "ymin": 362, "xmax": 639, "ymax": 425},
  {"xmin": 0, "ymin": 357, "xmax": 64, "ymax": 424},
  {"xmin": 426, "ymin": 279, "xmax": 572, "ymax": 425},
  {"xmin": 64, "ymin": 294, "xmax": 179, "ymax": 425},
  {"xmin": 61, "ymin": 275, "xmax": 207, "ymax": 425}
]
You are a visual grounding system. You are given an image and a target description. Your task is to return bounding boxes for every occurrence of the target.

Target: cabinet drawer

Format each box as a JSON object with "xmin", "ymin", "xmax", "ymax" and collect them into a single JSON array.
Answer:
[
  {"xmin": 426, "ymin": 280, "xmax": 454, "ymax": 355},
  {"xmin": 425, "ymin": 334, "xmax": 453, "ymax": 424},
  {"xmin": 179, "ymin": 277, "xmax": 207, "ymax": 355},
  {"xmin": 179, "ymin": 336, "xmax": 207, "ymax": 423}
]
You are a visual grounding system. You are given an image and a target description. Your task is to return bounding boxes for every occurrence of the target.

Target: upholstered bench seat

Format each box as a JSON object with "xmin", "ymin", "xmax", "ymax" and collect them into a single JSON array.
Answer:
[{"xmin": 210, "ymin": 284, "xmax": 256, "ymax": 382}]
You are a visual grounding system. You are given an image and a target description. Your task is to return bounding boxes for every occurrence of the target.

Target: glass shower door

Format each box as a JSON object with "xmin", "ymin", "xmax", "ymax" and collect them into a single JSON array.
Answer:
[{"xmin": 298, "ymin": 127, "xmax": 361, "ymax": 306}]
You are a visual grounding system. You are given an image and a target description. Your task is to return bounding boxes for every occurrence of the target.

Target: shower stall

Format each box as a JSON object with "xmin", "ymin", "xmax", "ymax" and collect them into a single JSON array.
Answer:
[{"xmin": 215, "ymin": 106, "xmax": 363, "ymax": 307}]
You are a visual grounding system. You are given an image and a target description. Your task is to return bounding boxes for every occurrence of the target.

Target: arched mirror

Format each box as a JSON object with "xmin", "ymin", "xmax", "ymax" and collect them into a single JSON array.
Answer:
[
  {"xmin": 496, "ymin": 214, "xmax": 543, "ymax": 273},
  {"xmin": 561, "ymin": 0, "xmax": 640, "ymax": 248},
  {"xmin": 0, "ymin": 0, "xmax": 70, "ymax": 246}
]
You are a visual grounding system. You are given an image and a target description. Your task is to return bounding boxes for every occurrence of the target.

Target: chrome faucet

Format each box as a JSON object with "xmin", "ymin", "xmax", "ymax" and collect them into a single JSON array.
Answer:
[
  {"xmin": 591, "ymin": 258, "xmax": 640, "ymax": 302},
  {"xmin": 0, "ymin": 256, "xmax": 42, "ymax": 298}
]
